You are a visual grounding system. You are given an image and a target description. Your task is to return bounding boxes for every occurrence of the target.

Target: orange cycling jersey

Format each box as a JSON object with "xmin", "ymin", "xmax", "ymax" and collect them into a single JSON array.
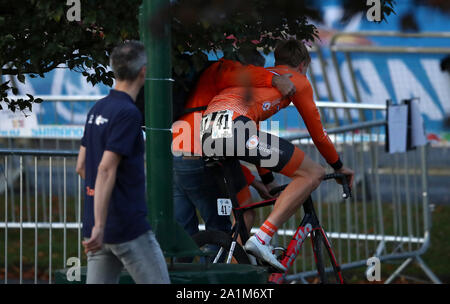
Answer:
[
  {"xmin": 172, "ymin": 58, "xmax": 274, "ymax": 156},
  {"xmin": 205, "ymin": 65, "xmax": 339, "ymax": 165}
]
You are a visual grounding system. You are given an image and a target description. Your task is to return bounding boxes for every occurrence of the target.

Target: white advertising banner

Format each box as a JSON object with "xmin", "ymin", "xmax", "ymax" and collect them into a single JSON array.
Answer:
[{"xmin": 0, "ymin": 103, "xmax": 84, "ymax": 139}]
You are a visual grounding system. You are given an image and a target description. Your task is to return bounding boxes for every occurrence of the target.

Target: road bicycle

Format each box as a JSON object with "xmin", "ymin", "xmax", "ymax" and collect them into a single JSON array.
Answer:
[{"xmin": 191, "ymin": 158, "xmax": 351, "ymax": 284}]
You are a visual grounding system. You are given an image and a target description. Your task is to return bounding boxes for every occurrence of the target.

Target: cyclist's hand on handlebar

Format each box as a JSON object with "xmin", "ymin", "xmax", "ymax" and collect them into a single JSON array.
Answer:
[
  {"xmin": 265, "ymin": 180, "xmax": 281, "ymax": 198},
  {"xmin": 251, "ymin": 179, "xmax": 273, "ymax": 200},
  {"xmin": 335, "ymin": 166, "xmax": 354, "ymax": 188}
]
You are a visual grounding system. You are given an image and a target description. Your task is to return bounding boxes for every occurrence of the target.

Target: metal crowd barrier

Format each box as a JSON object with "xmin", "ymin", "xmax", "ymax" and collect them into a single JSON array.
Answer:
[
  {"xmin": 246, "ymin": 102, "xmax": 440, "ymax": 284},
  {"xmin": 3, "ymin": 31, "xmax": 448, "ymax": 282},
  {"xmin": 0, "ymin": 149, "xmax": 82, "ymax": 284},
  {"xmin": 0, "ymin": 101, "xmax": 440, "ymax": 284}
]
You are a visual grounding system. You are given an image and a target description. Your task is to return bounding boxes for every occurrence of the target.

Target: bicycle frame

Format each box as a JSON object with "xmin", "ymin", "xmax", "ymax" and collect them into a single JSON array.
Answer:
[
  {"xmin": 206, "ymin": 159, "xmax": 348, "ymax": 283},
  {"xmin": 269, "ymin": 197, "xmax": 344, "ymax": 284},
  {"xmin": 235, "ymin": 195, "xmax": 344, "ymax": 284}
]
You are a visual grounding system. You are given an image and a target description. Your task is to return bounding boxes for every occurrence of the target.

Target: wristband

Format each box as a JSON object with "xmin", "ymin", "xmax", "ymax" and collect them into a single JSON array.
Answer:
[{"xmin": 330, "ymin": 158, "xmax": 343, "ymax": 171}]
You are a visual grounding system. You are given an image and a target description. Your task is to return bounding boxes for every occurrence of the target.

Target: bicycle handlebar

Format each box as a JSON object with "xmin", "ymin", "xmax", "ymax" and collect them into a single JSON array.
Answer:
[
  {"xmin": 323, "ymin": 173, "xmax": 352, "ymax": 199},
  {"xmin": 268, "ymin": 173, "xmax": 352, "ymax": 199},
  {"xmin": 268, "ymin": 185, "xmax": 286, "ymax": 196}
]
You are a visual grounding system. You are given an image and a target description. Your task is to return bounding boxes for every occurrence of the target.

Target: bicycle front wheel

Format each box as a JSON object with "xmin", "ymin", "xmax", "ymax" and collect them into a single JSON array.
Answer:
[{"xmin": 192, "ymin": 230, "xmax": 251, "ymax": 265}]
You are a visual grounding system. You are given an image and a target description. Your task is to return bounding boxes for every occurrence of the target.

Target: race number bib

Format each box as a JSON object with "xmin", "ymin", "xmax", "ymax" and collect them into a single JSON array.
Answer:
[
  {"xmin": 217, "ymin": 198, "xmax": 232, "ymax": 216},
  {"xmin": 201, "ymin": 110, "xmax": 233, "ymax": 139},
  {"xmin": 200, "ymin": 114, "xmax": 212, "ymax": 139}
]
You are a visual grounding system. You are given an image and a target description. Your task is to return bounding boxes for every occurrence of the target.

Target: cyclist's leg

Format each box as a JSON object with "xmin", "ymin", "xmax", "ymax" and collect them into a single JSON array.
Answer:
[
  {"xmin": 227, "ymin": 116, "xmax": 325, "ymax": 271},
  {"xmin": 229, "ymin": 115, "xmax": 325, "ymax": 228},
  {"xmin": 266, "ymin": 154, "xmax": 325, "ymax": 227}
]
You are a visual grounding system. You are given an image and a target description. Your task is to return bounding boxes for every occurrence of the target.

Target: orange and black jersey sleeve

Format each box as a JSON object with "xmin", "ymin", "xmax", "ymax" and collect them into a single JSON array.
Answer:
[{"xmin": 289, "ymin": 74, "xmax": 341, "ymax": 169}]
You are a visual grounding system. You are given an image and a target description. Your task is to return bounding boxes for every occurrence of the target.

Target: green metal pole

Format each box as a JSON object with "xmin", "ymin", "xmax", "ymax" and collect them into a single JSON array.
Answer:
[{"xmin": 140, "ymin": 0, "xmax": 201, "ymax": 258}]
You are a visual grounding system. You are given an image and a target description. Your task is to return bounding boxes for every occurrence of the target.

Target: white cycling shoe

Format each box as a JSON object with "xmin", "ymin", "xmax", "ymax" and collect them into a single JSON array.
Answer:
[{"xmin": 244, "ymin": 236, "xmax": 287, "ymax": 273}]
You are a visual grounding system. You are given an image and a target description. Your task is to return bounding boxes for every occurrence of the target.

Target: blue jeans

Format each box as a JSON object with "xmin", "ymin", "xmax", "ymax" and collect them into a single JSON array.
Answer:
[
  {"xmin": 173, "ymin": 156, "xmax": 231, "ymax": 236},
  {"xmin": 86, "ymin": 230, "xmax": 170, "ymax": 284}
]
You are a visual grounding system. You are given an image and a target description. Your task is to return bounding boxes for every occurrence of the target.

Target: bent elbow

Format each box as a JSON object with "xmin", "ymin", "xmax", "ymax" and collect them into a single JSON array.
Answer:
[{"xmin": 97, "ymin": 164, "xmax": 115, "ymax": 179}]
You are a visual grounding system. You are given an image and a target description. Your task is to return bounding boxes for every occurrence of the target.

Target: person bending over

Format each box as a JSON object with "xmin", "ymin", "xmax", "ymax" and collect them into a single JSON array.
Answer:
[{"xmin": 201, "ymin": 39, "xmax": 354, "ymax": 272}]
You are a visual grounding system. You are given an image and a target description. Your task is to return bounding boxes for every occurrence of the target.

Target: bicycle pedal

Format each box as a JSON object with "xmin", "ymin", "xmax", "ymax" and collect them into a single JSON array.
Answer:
[
  {"xmin": 272, "ymin": 247, "xmax": 286, "ymax": 253},
  {"xmin": 272, "ymin": 247, "xmax": 287, "ymax": 259}
]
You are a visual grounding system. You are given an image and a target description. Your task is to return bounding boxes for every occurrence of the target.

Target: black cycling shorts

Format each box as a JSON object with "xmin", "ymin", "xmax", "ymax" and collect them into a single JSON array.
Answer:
[{"xmin": 201, "ymin": 113, "xmax": 305, "ymax": 177}]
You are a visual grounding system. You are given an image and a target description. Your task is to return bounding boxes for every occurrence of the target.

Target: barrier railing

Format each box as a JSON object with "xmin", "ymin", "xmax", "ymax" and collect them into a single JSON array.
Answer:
[
  {"xmin": 247, "ymin": 102, "xmax": 441, "ymax": 283},
  {"xmin": 3, "ymin": 30, "xmax": 448, "ymax": 282},
  {"xmin": 0, "ymin": 149, "xmax": 82, "ymax": 284},
  {"xmin": 0, "ymin": 100, "xmax": 441, "ymax": 284}
]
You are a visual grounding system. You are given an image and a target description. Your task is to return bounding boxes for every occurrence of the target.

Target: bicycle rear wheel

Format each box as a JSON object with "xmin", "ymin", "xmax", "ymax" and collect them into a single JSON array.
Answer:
[
  {"xmin": 192, "ymin": 230, "xmax": 251, "ymax": 264},
  {"xmin": 311, "ymin": 228, "xmax": 345, "ymax": 284}
]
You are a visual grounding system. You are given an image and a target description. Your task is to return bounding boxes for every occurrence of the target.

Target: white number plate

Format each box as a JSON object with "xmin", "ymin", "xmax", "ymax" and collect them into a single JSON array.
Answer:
[
  {"xmin": 200, "ymin": 114, "xmax": 212, "ymax": 139},
  {"xmin": 201, "ymin": 110, "xmax": 233, "ymax": 139},
  {"xmin": 217, "ymin": 198, "xmax": 232, "ymax": 216},
  {"xmin": 201, "ymin": 110, "xmax": 234, "ymax": 139},
  {"xmin": 212, "ymin": 110, "xmax": 233, "ymax": 139}
]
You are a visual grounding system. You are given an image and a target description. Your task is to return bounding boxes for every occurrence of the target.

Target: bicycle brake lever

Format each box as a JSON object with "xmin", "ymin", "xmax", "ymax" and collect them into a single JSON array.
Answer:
[
  {"xmin": 324, "ymin": 173, "xmax": 351, "ymax": 199},
  {"xmin": 341, "ymin": 175, "xmax": 351, "ymax": 199}
]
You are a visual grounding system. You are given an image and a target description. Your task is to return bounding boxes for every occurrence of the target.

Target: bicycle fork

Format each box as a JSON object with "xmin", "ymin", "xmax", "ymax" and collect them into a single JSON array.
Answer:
[
  {"xmin": 311, "ymin": 226, "xmax": 344, "ymax": 284},
  {"xmin": 269, "ymin": 196, "xmax": 343, "ymax": 284},
  {"xmin": 268, "ymin": 215, "xmax": 317, "ymax": 284}
]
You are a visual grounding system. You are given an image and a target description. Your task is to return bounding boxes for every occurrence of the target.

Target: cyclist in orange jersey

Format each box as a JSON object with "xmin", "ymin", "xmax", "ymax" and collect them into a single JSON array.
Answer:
[
  {"xmin": 202, "ymin": 39, "xmax": 354, "ymax": 271},
  {"xmin": 172, "ymin": 55, "xmax": 295, "ymax": 156},
  {"xmin": 172, "ymin": 47, "xmax": 295, "ymax": 240}
]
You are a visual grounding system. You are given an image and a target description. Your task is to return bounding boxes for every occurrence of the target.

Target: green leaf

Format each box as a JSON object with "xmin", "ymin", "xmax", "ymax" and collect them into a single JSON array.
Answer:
[
  {"xmin": 17, "ymin": 74, "xmax": 25, "ymax": 84},
  {"xmin": 1, "ymin": 81, "xmax": 10, "ymax": 90},
  {"xmin": 8, "ymin": 103, "xmax": 16, "ymax": 112}
]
